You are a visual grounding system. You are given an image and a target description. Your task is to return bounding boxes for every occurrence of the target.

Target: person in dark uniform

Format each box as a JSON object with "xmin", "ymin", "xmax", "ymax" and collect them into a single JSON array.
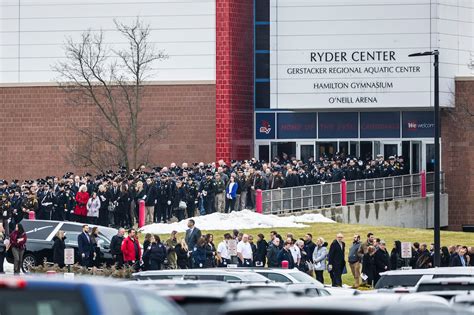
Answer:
[
  {"xmin": 199, "ymin": 171, "xmax": 216, "ymax": 215},
  {"xmin": 185, "ymin": 177, "xmax": 198, "ymax": 218}
]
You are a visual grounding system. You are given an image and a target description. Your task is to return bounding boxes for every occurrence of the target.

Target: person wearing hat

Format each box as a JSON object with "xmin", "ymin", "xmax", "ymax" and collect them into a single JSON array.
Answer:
[
  {"xmin": 214, "ymin": 173, "xmax": 226, "ymax": 213},
  {"xmin": 199, "ymin": 170, "xmax": 216, "ymax": 215},
  {"xmin": 0, "ymin": 194, "xmax": 11, "ymax": 236},
  {"xmin": 373, "ymin": 240, "xmax": 390, "ymax": 285},
  {"xmin": 185, "ymin": 177, "xmax": 199, "ymax": 219},
  {"xmin": 40, "ymin": 185, "xmax": 55, "ymax": 220}
]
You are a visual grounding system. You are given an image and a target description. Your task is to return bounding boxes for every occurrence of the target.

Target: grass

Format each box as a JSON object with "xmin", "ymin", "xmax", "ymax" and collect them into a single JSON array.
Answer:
[{"xmin": 138, "ymin": 222, "xmax": 474, "ymax": 286}]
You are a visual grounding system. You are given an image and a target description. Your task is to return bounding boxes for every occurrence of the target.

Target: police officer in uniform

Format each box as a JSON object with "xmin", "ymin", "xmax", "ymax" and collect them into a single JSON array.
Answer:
[
  {"xmin": 199, "ymin": 171, "xmax": 216, "ymax": 214},
  {"xmin": 0, "ymin": 194, "xmax": 11, "ymax": 236}
]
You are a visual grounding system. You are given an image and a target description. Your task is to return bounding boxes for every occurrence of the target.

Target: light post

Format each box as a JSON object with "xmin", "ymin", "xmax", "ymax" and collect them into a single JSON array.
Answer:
[{"xmin": 408, "ymin": 50, "xmax": 440, "ymax": 267}]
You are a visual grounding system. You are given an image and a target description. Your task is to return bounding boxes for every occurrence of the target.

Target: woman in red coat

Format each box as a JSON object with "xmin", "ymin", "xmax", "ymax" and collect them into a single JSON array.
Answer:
[{"xmin": 74, "ymin": 185, "xmax": 89, "ymax": 223}]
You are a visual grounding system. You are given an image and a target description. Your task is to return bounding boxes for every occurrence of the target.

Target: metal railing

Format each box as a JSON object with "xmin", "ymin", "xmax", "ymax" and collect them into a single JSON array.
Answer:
[{"xmin": 261, "ymin": 172, "xmax": 443, "ymax": 215}]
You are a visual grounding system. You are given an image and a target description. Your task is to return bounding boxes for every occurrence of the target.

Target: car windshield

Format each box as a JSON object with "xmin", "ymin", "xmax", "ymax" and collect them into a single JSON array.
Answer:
[
  {"xmin": 241, "ymin": 274, "xmax": 270, "ymax": 282},
  {"xmin": 0, "ymin": 289, "xmax": 87, "ymax": 315},
  {"xmin": 374, "ymin": 275, "xmax": 423, "ymax": 289},
  {"xmin": 289, "ymin": 272, "xmax": 319, "ymax": 284},
  {"xmin": 172, "ymin": 298, "xmax": 224, "ymax": 315},
  {"xmin": 417, "ymin": 283, "xmax": 474, "ymax": 292}
]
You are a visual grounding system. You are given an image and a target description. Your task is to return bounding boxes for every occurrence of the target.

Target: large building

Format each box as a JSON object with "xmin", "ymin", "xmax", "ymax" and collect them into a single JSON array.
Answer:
[{"xmin": 1, "ymin": 0, "xmax": 473, "ymax": 230}]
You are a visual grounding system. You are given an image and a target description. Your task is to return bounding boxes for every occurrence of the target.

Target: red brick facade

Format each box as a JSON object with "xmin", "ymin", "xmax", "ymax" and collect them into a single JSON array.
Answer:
[
  {"xmin": 442, "ymin": 78, "xmax": 474, "ymax": 231},
  {"xmin": 0, "ymin": 84, "xmax": 216, "ymax": 180},
  {"xmin": 215, "ymin": 0, "xmax": 254, "ymax": 162}
]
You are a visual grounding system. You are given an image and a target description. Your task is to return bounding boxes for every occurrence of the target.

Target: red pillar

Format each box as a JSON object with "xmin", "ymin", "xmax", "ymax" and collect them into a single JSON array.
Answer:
[
  {"xmin": 215, "ymin": 0, "xmax": 254, "ymax": 161},
  {"xmin": 138, "ymin": 200, "xmax": 145, "ymax": 228},
  {"xmin": 341, "ymin": 179, "xmax": 347, "ymax": 206},
  {"xmin": 256, "ymin": 189, "xmax": 263, "ymax": 213},
  {"xmin": 421, "ymin": 170, "xmax": 427, "ymax": 198}
]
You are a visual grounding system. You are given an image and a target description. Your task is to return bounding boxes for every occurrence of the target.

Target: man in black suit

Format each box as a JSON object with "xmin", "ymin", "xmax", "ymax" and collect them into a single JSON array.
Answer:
[
  {"xmin": 77, "ymin": 225, "xmax": 93, "ymax": 267},
  {"xmin": 450, "ymin": 246, "xmax": 468, "ymax": 267},
  {"xmin": 185, "ymin": 219, "xmax": 201, "ymax": 267},
  {"xmin": 328, "ymin": 233, "xmax": 346, "ymax": 287}
]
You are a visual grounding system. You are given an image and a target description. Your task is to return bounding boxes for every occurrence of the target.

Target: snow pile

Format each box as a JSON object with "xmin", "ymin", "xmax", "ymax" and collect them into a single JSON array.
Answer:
[{"xmin": 140, "ymin": 210, "xmax": 335, "ymax": 234}]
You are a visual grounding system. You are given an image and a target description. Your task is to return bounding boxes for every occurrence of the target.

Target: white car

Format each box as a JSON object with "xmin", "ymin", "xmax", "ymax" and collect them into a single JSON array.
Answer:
[
  {"xmin": 375, "ymin": 267, "xmax": 474, "ymax": 291},
  {"xmin": 415, "ymin": 277, "xmax": 474, "ymax": 300}
]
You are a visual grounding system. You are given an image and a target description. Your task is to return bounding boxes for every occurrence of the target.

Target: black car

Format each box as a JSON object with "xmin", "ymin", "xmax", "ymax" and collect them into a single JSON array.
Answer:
[{"xmin": 6, "ymin": 220, "xmax": 117, "ymax": 272}]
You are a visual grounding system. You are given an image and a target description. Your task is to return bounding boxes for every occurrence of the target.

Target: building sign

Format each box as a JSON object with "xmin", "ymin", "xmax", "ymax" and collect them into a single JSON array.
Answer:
[
  {"xmin": 318, "ymin": 112, "xmax": 358, "ymax": 139},
  {"xmin": 277, "ymin": 113, "xmax": 317, "ymax": 139},
  {"xmin": 269, "ymin": 0, "xmax": 471, "ymax": 109},
  {"xmin": 360, "ymin": 112, "xmax": 400, "ymax": 138},
  {"xmin": 256, "ymin": 113, "xmax": 275, "ymax": 139},
  {"xmin": 402, "ymin": 111, "xmax": 434, "ymax": 138}
]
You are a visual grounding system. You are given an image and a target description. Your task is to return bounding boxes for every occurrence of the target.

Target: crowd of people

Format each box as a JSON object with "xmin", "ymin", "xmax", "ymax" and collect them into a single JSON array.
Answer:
[
  {"xmin": 0, "ymin": 155, "xmax": 406, "ymax": 231},
  {"xmin": 53, "ymin": 220, "xmax": 474, "ymax": 288}
]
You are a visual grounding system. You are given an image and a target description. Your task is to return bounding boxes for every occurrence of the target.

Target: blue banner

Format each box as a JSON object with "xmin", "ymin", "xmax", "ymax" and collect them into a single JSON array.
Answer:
[
  {"xmin": 255, "ymin": 112, "xmax": 276, "ymax": 139},
  {"xmin": 318, "ymin": 112, "xmax": 358, "ymax": 138},
  {"xmin": 360, "ymin": 112, "xmax": 400, "ymax": 138},
  {"xmin": 402, "ymin": 111, "xmax": 434, "ymax": 138},
  {"xmin": 277, "ymin": 113, "xmax": 317, "ymax": 139}
]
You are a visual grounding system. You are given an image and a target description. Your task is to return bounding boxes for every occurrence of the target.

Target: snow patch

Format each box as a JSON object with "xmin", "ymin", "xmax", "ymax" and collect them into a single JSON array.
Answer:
[{"xmin": 140, "ymin": 210, "xmax": 335, "ymax": 234}]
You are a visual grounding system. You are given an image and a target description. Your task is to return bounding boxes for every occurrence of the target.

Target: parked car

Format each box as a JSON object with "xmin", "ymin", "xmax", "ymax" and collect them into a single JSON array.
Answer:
[
  {"xmin": 218, "ymin": 294, "xmax": 464, "ymax": 315},
  {"xmin": 451, "ymin": 293, "xmax": 474, "ymax": 312},
  {"xmin": 228, "ymin": 268, "xmax": 324, "ymax": 287},
  {"xmin": 375, "ymin": 267, "xmax": 474, "ymax": 291},
  {"xmin": 5, "ymin": 220, "xmax": 117, "ymax": 272},
  {"xmin": 132, "ymin": 269, "xmax": 271, "ymax": 283},
  {"xmin": 0, "ymin": 276, "xmax": 184, "ymax": 315},
  {"xmin": 415, "ymin": 277, "xmax": 474, "ymax": 300}
]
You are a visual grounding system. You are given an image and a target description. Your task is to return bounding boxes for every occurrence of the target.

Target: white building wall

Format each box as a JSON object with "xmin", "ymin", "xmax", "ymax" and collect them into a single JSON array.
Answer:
[
  {"xmin": 269, "ymin": 0, "xmax": 474, "ymax": 109},
  {"xmin": 0, "ymin": 0, "xmax": 216, "ymax": 83}
]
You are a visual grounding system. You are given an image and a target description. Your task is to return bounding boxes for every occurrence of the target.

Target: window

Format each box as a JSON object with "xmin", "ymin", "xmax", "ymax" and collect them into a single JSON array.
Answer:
[
  {"xmin": 0, "ymin": 289, "xmax": 87, "ymax": 315},
  {"xmin": 255, "ymin": 82, "xmax": 270, "ymax": 108},
  {"xmin": 101, "ymin": 290, "xmax": 134, "ymax": 315},
  {"xmin": 374, "ymin": 275, "xmax": 423, "ymax": 289},
  {"xmin": 256, "ymin": 53, "xmax": 270, "ymax": 78},
  {"xmin": 289, "ymin": 272, "xmax": 319, "ymax": 284},
  {"xmin": 261, "ymin": 272, "xmax": 291, "ymax": 283},
  {"xmin": 255, "ymin": 25, "xmax": 270, "ymax": 51},
  {"xmin": 134, "ymin": 292, "xmax": 181, "ymax": 315},
  {"xmin": 255, "ymin": 0, "xmax": 269, "ymax": 21},
  {"xmin": 223, "ymin": 275, "xmax": 241, "ymax": 282}
]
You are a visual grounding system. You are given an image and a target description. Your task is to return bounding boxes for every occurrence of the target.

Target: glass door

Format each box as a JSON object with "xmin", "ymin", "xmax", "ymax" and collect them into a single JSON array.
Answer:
[
  {"xmin": 271, "ymin": 142, "xmax": 296, "ymax": 163},
  {"xmin": 425, "ymin": 143, "xmax": 435, "ymax": 172},
  {"xmin": 298, "ymin": 142, "xmax": 315, "ymax": 163},
  {"xmin": 382, "ymin": 142, "xmax": 399, "ymax": 160},
  {"xmin": 316, "ymin": 141, "xmax": 337, "ymax": 158},
  {"xmin": 411, "ymin": 141, "xmax": 421, "ymax": 173},
  {"xmin": 258, "ymin": 144, "xmax": 270, "ymax": 163},
  {"xmin": 360, "ymin": 141, "xmax": 374, "ymax": 160}
]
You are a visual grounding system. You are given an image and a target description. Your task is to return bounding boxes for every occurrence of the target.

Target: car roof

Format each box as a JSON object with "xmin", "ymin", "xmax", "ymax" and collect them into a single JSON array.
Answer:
[
  {"xmin": 219, "ymin": 267, "xmax": 300, "ymax": 274},
  {"xmin": 419, "ymin": 277, "xmax": 474, "ymax": 284},
  {"xmin": 380, "ymin": 267, "xmax": 474, "ymax": 276},
  {"xmin": 133, "ymin": 270, "xmax": 270, "ymax": 281},
  {"xmin": 451, "ymin": 293, "xmax": 474, "ymax": 303},
  {"xmin": 220, "ymin": 294, "xmax": 451, "ymax": 313}
]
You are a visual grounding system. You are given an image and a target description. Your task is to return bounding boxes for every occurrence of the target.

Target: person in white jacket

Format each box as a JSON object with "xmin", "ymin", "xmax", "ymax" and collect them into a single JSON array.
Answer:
[
  {"xmin": 313, "ymin": 237, "xmax": 328, "ymax": 285},
  {"xmin": 87, "ymin": 192, "xmax": 101, "ymax": 225}
]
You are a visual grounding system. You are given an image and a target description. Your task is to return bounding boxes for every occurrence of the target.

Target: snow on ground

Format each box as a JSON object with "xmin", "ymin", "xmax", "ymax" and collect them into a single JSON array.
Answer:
[{"xmin": 140, "ymin": 210, "xmax": 335, "ymax": 234}]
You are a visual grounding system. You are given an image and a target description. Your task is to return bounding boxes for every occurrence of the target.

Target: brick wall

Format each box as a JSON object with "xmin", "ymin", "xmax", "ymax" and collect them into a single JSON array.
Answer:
[
  {"xmin": 0, "ymin": 84, "xmax": 216, "ymax": 180},
  {"xmin": 442, "ymin": 78, "xmax": 474, "ymax": 230},
  {"xmin": 215, "ymin": 0, "xmax": 254, "ymax": 162}
]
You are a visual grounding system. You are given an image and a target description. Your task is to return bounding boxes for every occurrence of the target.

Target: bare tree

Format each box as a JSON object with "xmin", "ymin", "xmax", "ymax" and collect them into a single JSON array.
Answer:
[{"xmin": 54, "ymin": 18, "xmax": 169, "ymax": 173}]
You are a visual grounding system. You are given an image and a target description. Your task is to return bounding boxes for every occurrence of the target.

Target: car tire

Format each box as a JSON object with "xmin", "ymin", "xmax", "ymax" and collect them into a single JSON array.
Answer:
[{"xmin": 22, "ymin": 253, "xmax": 37, "ymax": 273}]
